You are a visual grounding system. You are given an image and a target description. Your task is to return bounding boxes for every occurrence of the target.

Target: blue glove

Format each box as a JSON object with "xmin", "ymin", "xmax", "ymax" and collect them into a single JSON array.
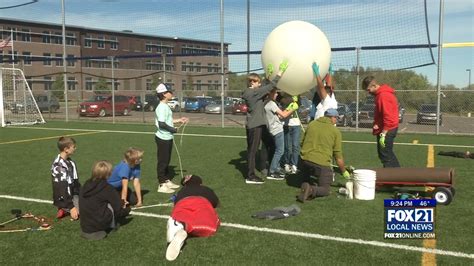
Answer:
[
  {"xmin": 312, "ymin": 62, "xmax": 320, "ymax": 76},
  {"xmin": 379, "ymin": 133, "xmax": 386, "ymax": 148},
  {"xmin": 329, "ymin": 63, "xmax": 334, "ymax": 75}
]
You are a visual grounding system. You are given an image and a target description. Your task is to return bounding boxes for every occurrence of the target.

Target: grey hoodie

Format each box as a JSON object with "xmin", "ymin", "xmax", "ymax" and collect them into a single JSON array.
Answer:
[{"xmin": 242, "ymin": 76, "xmax": 280, "ymax": 129}]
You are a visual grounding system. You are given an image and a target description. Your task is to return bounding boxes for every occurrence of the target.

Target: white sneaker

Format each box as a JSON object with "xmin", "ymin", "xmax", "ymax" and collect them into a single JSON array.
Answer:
[
  {"xmin": 158, "ymin": 184, "xmax": 175, "ymax": 194},
  {"xmin": 291, "ymin": 165, "xmax": 298, "ymax": 174},
  {"xmin": 167, "ymin": 218, "xmax": 184, "ymax": 243},
  {"xmin": 165, "ymin": 180, "xmax": 180, "ymax": 189},
  {"xmin": 166, "ymin": 229, "xmax": 187, "ymax": 261},
  {"xmin": 284, "ymin": 164, "xmax": 291, "ymax": 174}
]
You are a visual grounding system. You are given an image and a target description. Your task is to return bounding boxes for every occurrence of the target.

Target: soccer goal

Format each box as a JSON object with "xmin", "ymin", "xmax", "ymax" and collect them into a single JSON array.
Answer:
[{"xmin": 0, "ymin": 67, "xmax": 45, "ymax": 127}]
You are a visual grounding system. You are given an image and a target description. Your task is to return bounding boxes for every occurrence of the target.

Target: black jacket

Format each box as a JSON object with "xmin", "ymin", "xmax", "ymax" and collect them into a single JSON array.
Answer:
[{"xmin": 79, "ymin": 178, "xmax": 130, "ymax": 233}]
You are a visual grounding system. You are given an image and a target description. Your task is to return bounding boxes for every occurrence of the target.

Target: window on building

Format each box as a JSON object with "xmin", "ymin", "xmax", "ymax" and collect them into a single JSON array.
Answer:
[
  {"xmin": 182, "ymin": 79, "xmax": 187, "ymax": 91},
  {"xmin": 207, "ymin": 63, "xmax": 212, "ymax": 72},
  {"xmin": 25, "ymin": 76, "xmax": 32, "ymax": 89},
  {"xmin": 196, "ymin": 63, "xmax": 201, "ymax": 73},
  {"xmin": 196, "ymin": 80, "xmax": 202, "ymax": 91},
  {"xmin": 181, "ymin": 62, "xmax": 186, "ymax": 72},
  {"xmin": 55, "ymin": 54, "xmax": 63, "ymax": 66},
  {"xmin": 22, "ymin": 52, "xmax": 32, "ymax": 65},
  {"xmin": 21, "ymin": 29, "xmax": 31, "ymax": 42},
  {"xmin": 84, "ymin": 59, "xmax": 92, "ymax": 68},
  {"xmin": 43, "ymin": 53, "xmax": 52, "ymax": 66},
  {"xmin": 98, "ymin": 60, "xmax": 106, "ymax": 68},
  {"xmin": 54, "ymin": 32, "xmax": 62, "ymax": 44},
  {"xmin": 6, "ymin": 27, "xmax": 17, "ymax": 40},
  {"xmin": 44, "ymin": 76, "xmax": 52, "ymax": 90},
  {"xmin": 214, "ymin": 63, "xmax": 219, "ymax": 73},
  {"xmin": 146, "ymin": 42, "xmax": 152, "ymax": 52},
  {"xmin": 188, "ymin": 62, "xmax": 194, "ymax": 72},
  {"xmin": 84, "ymin": 35, "xmax": 92, "ymax": 48},
  {"xmin": 146, "ymin": 79, "xmax": 153, "ymax": 91},
  {"xmin": 110, "ymin": 37, "xmax": 118, "ymax": 50},
  {"xmin": 98, "ymin": 36, "xmax": 105, "ymax": 49},
  {"xmin": 85, "ymin": 77, "xmax": 93, "ymax": 91},
  {"xmin": 113, "ymin": 81, "xmax": 119, "ymax": 90},
  {"xmin": 67, "ymin": 77, "xmax": 76, "ymax": 90},
  {"xmin": 67, "ymin": 54, "xmax": 75, "ymax": 67},
  {"xmin": 42, "ymin": 31, "xmax": 51, "ymax": 43},
  {"xmin": 66, "ymin": 33, "xmax": 76, "ymax": 45},
  {"xmin": 145, "ymin": 60, "xmax": 152, "ymax": 70}
]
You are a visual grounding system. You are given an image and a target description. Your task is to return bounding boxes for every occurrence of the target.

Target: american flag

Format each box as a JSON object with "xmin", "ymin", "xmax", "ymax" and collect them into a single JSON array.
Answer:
[{"xmin": 0, "ymin": 36, "xmax": 12, "ymax": 48}]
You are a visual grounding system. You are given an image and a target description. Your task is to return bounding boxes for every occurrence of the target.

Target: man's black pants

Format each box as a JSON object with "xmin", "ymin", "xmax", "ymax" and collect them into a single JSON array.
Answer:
[{"xmin": 376, "ymin": 128, "xmax": 401, "ymax": 168}]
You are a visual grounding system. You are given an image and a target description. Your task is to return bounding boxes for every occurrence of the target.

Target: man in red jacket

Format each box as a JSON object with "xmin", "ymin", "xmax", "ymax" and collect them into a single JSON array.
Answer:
[{"xmin": 362, "ymin": 76, "xmax": 401, "ymax": 167}]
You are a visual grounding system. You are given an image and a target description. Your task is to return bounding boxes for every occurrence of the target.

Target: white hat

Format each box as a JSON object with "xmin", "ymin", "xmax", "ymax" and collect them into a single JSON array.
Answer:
[{"xmin": 156, "ymin": 83, "xmax": 171, "ymax": 94}]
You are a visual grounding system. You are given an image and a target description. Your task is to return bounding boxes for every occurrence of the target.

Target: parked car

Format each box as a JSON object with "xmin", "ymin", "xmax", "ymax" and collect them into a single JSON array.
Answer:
[
  {"xmin": 10, "ymin": 99, "xmax": 36, "ymax": 114},
  {"xmin": 417, "ymin": 104, "xmax": 443, "ymax": 125},
  {"xmin": 398, "ymin": 105, "xmax": 405, "ymax": 123},
  {"xmin": 351, "ymin": 102, "xmax": 404, "ymax": 126},
  {"xmin": 336, "ymin": 103, "xmax": 353, "ymax": 127},
  {"xmin": 167, "ymin": 97, "xmax": 180, "ymax": 111},
  {"xmin": 128, "ymin": 96, "xmax": 142, "ymax": 111},
  {"xmin": 205, "ymin": 100, "xmax": 233, "ymax": 114},
  {"xmin": 35, "ymin": 95, "xmax": 60, "ymax": 113},
  {"xmin": 232, "ymin": 100, "xmax": 248, "ymax": 115},
  {"xmin": 184, "ymin": 97, "xmax": 213, "ymax": 112},
  {"xmin": 78, "ymin": 95, "xmax": 131, "ymax": 117},
  {"xmin": 143, "ymin": 94, "xmax": 159, "ymax": 112},
  {"xmin": 356, "ymin": 103, "xmax": 375, "ymax": 127}
]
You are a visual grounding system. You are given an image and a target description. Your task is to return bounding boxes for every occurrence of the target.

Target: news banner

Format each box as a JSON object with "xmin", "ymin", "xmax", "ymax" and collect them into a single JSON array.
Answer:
[{"xmin": 384, "ymin": 199, "xmax": 436, "ymax": 239}]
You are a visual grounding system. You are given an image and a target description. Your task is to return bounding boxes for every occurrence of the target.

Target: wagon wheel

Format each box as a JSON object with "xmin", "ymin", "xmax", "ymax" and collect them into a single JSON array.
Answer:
[
  {"xmin": 432, "ymin": 187, "xmax": 453, "ymax": 205},
  {"xmin": 449, "ymin": 187, "xmax": 455, "ymax": 196}
]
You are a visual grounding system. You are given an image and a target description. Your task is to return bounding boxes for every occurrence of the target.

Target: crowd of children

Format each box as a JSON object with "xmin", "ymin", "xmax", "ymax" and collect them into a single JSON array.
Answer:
[{"xmin": 49, "ymin": 83, "xmax": 217, "ymax": 261}]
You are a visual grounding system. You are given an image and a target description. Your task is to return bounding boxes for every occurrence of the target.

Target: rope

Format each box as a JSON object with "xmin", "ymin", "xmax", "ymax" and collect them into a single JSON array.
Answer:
[
  {"xmin": 173, "ymin": 120, "xmax": 188, "ymax": 181},
  {"xmin": 0, "ymin": 212, "xmax": 52, "ymax": 233}
]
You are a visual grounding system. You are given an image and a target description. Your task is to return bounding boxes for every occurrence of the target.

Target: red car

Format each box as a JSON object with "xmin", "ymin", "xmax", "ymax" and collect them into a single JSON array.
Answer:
[
  {"xmin": 78, "ymin": 95, "xmax": 131, "ymax": 117},
  {"xmin": 232, "ymin": 101, "xmax": 248, "ymax": 115}
]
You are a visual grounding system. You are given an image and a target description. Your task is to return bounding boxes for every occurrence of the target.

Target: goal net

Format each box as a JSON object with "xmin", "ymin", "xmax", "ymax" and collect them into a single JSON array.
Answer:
[{"xmin": 0, "ymin": 68, "xmax": 45, "ymax": 127}]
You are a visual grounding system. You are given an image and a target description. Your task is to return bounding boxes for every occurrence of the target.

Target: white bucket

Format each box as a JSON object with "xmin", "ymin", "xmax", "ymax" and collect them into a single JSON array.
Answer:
[{"xmin": 353, "ymin": 169, "xmax": 376, "ymax": 200}]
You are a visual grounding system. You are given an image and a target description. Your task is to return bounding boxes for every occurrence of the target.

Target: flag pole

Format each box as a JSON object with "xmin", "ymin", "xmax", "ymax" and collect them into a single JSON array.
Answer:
[{"xmin": 11, "ymin": 29, "xmax": 16, "ymax": 102}]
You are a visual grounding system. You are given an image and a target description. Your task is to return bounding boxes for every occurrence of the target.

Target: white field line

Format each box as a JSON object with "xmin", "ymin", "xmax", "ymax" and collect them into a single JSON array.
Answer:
[
  {"xmin": 7, "ymin": 126, "xmax": 474, "ymax": 149},
  {"xmin": 1, "ymin": 194, "xmax": 473, "ymax": 260}
]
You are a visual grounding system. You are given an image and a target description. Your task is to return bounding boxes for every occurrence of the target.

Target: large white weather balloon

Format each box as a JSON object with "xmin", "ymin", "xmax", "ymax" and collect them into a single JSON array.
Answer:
[{"xmin": 261, "ymin": 20, "xmax": 331, "ymax": 96}]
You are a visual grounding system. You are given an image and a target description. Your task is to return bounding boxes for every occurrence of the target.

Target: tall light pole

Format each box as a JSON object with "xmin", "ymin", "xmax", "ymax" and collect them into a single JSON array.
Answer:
[
  {"xmin": 467, "ymin": 69, "xmax": 471, "ymax": 89},
  {"xmin": 61, "ymin": 0, "xmax": 68, "ymax": 122}
]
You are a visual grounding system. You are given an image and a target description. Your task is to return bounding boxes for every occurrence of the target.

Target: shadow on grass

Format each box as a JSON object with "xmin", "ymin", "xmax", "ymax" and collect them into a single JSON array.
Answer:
[
  {"xmin": 228, "ymin": 150, "xmax": 247, "ymax": 180},
  {"xmin": 169, "ymin": 165, "xmax": 188, "ymax": 183}
]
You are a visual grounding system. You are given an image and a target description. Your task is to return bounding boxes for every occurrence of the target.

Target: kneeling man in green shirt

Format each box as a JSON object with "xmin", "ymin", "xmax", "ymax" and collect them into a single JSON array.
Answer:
[{"xmin": 298, "ymin": 108, "xmax": 351, "ymax": 202}]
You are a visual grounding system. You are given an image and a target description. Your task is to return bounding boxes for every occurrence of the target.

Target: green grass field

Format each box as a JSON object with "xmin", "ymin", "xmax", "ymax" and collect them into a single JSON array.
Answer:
[{"xmin": 0, "ymin": 121, "xmax": 473, "ymax": 265}]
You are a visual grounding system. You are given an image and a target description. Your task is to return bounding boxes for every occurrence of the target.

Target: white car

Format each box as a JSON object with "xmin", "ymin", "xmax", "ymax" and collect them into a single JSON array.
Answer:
[{"xmin": 167, "ymin": 97, "xmax": 180, "ymax": 111}]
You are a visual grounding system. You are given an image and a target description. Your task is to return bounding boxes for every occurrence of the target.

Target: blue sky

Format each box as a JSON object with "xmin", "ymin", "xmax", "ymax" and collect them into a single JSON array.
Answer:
[{"xmin": 1, "ymin": 0, "xmax": 472, "ymax": 88}]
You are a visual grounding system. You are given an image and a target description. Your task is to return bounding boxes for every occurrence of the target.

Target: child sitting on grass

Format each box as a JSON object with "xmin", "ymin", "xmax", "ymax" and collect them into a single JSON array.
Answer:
[
  {"xmin": 51, "ymin": 136, "xmax": 81, "ymax": 220},
  {"xmin": 107, "ymin": 147, "xmax": 144, "ymax": 207},
  {"xmin": 79, "ymin": 160, "xmax": 131, "ymax": 240}
]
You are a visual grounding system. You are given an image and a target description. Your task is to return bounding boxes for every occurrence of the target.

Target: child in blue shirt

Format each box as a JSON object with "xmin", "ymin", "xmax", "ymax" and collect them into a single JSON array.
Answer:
[{"xmin": 107, "ymin": 147, "xmax": 144, "ymax": 207}]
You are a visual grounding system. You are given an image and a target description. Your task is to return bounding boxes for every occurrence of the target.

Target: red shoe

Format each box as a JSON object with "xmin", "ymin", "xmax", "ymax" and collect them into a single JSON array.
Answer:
[{"xmin": 56, "ymin": 208, "xmax": 67, "ymax": 219}]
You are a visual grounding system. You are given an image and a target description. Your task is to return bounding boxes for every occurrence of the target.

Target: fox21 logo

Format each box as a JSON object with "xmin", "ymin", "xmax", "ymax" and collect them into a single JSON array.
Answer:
[{"xmin": 384, "ymin": 199, "xmax": 436, "ymax": 239}]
